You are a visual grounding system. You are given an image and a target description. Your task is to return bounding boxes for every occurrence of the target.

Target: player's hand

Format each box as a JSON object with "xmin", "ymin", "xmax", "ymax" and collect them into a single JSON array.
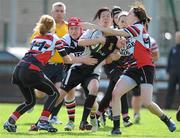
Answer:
[
  {"xmin": 116, "ymin": 37, "xmax": 126, "ymax": 49},
  {"xmin": 109, "ymin": 52, "xmax": 121, "ymax": 61},
  {"xmin": 69, "ymin": 53, "xmax": 75, "ymax": 58},
  {"xmin": 81, "ymin": 55, "xmax": 98, "ymax": 65}
]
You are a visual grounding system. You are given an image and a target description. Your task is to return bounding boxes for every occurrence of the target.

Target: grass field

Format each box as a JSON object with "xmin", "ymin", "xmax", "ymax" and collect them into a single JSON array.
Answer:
[{"xmin": 0, "ymin": 103, "xmax": 180, "ymax": 138}]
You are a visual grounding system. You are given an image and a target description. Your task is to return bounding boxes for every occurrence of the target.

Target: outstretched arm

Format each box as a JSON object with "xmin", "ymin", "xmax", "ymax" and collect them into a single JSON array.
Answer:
[
  {"xmin": 78, "ymin": 37, "xmax": 105, "ymax": 46},
  {"xmin": 81, "ymin": 22, "xmax": 130, "ymax": 37}
]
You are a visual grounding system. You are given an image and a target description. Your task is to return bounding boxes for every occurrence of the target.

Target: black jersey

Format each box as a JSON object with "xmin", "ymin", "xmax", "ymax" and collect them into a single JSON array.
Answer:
[
  {"xmin": 62, "ymin": 34, "xmax": 85, "ymax": 56},
  {"xmin": 71, "ymin": 36, "xmax": 118, "ymax": 74},
  {"xmin": 61, "ymin": 35, "xmax": 118, "ymax": 92},
  {"xmin": 103, "ymin": 37, "xmax": 136, "ymax": 75},
  {"xmin": 61, "ymin": 34, "xmax": 85, "ymax": 71}
]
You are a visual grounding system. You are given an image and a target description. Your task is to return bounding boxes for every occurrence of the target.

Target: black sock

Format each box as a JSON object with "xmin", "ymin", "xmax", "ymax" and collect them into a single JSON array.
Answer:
[
  {"xmin": 51, "ymin": 99, "xmax": 64, "ymax": 117},
  {"xmin": 123, "ymin": 116, "xmax": 130, "ymax": 122},
  {"xmin": 160, "ymin": 114, "xmax": 169, "ymax": 124},
  {"xmin": 81, "ymin": 95, "xmax": 96, "ymax": 122},
  {"xmin": 113, "ymin": 115, "xmax": 120, "ymax": 129}
]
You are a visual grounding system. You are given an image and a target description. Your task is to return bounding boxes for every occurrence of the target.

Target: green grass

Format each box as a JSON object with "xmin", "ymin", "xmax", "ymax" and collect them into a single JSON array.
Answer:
[{"xmin": 0, "ymin": 103, "xmax": 180, "ymax": 138}]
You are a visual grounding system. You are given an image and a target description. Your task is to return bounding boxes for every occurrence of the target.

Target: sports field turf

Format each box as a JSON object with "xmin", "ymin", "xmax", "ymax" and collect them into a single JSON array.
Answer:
[{"xmin": 0, "ymin": 103, "xmax": 180, "ymax": 138}]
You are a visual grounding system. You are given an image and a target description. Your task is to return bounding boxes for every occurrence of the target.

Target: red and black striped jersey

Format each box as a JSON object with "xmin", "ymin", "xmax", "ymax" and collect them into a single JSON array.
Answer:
[
  {"xmin": 123, "ymin": 23, "xmax": 154, "ymax": 68},
  {"xmin": 24, "ymin": 33, "xmax": 67, "ymax": 66},
  {"xmin": 150, "ymin": 37, "xmax": 159, "ymax": 53}
]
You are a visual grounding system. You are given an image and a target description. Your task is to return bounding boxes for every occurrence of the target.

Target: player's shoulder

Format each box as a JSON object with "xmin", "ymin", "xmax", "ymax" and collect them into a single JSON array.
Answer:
[
  {"xmin": 62, "ymin": 34, "xmax": 71, "ymax": 45},
  {"xmin": 49, "ymin": 33, "xmax": 61, "ymax": 43},
  {"xmin": 131, "ymin": 23, "xmax": 143, "ymax": 32}
]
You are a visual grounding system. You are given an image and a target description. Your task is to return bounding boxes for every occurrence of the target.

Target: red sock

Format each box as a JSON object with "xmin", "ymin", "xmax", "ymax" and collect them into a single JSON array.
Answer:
[
  {"xmin": 9, "ymin": 111, "xmax": 21, "ymax": 123},
  {"xmin": 39, "ymin": 110, "xmax": 51, "ymax": 121}
]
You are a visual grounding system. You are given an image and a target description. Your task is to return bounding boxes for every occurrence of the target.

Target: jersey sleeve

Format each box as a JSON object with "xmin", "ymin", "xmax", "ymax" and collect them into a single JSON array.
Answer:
[
  {"xmin": 123, "ymin": 24, "xmax": 141, "ymax": 37},
  {"xmin": 55, "ymin": 39, "xmax": 68, "ymax": 57},
  {"xmin": 150, "ymin": 37, "xmax": 159, "ymax": 52},
  {"xmin": 80, "ymin": 29, "xmax": 93, "ymax": 39}
]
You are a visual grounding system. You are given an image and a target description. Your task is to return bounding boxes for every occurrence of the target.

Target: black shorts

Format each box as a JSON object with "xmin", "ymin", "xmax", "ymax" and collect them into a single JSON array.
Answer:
[
  {"xmin": 110, "ymin": 68, "xmax": 125, "ymax": 83},
  {"xmin": 61, "ymin": 67, "xmax": 98, "ymax": 92},
  {"xmin": 43, "ymin": 63, "xmax": 65, "ymax": 83},
  {"xmin": 124, "ymin": 65, "xmax": 155, "ymax": 85}
]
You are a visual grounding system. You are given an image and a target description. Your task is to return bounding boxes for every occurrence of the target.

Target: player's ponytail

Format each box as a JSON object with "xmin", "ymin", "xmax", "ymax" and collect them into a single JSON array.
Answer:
[
  {"xmin": 33, "ymin": 15, "xmax": 56, "ymax": 35},
  {"xmin": 132, "ymin": 2, "xmax": 151, "ymax": 26}
]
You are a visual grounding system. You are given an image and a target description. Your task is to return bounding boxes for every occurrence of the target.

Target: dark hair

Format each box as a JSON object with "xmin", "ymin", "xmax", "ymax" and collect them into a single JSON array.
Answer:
[
  {"xmin": 131, "ymin": 2, "xmax": 151, "ymax": 25},
  {"xmin": 93, "ymin": 7, "xmax": 112, "ymax": 21},
  {"xmin": 145, "ymin": 23, "xmax": 149, "ymax": 31},
  {"xmin": 112, "ymin": 6, "xmax": 122, "ymax": 17}
]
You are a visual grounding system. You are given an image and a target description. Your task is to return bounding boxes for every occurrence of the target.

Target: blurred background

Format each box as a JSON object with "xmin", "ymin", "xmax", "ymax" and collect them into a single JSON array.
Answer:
[{"xmin": 0, "ymin": 0, "xmax": 180, "ymax": 109}]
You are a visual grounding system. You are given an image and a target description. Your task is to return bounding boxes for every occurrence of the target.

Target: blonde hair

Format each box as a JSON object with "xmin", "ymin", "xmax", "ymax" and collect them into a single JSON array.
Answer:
[
  {"xmin": 52, "ymin": 2, "xmax": 66, "ymax": 11},
  {"xmin": 33, "ymin": 15, "xmax": 56, "ymax": 35}
]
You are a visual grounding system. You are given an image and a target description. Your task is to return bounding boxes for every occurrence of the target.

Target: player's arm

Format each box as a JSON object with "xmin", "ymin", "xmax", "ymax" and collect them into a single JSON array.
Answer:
[
  {"xmin": 81, "ymin": 22, "xmax": 130, "ymax": 37},
  {"xmin": 56, "ymin": 40, "xmax": 97, "ymax": 65},
  {"xmin": 151, "ymin": 41, "xmax": 160, "ymax": 62},
  {"xmin": 105, "ymin": 37, "xmax": 126, "ymax": 64},
  {"xmin": 106, "ymin": 49, "xmax": 121, "ymax": 64},
  {"xmin": 152, "ymin": 50, "xmax": 160, "ymax": 62},
  {"xmin": 78, "ymin": 37, "xmax": 105, "ymax": 46},
  {"xmin": 68, "ymin": 53, "xmax": 98, "ymax": 65}
]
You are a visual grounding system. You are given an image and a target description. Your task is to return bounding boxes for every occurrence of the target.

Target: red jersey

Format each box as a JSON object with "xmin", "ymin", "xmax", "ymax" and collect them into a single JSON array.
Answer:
[
  {"xmin": 27, "ymin": 33, "xmax": 67, "ymax": 66},
  {"xmin": 123, "ymin": 23, "xmax": 154, "ymax": 68}
]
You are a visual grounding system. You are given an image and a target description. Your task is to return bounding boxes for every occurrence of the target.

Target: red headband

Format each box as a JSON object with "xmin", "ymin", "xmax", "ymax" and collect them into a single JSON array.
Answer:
[{"xmin": 68, "ymin": 17, "xmax": 81, "ymax": 27}]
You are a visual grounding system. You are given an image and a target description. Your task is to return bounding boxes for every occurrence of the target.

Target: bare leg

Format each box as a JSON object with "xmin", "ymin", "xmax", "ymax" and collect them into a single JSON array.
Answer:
[
  {"xmin": 141, "ymin": 84, "xmax": 176, "ymax": 132},
  {"xmin": 111, "ymin": 75, "xmax": 136, "ymax": 134},
  {"xmin": 140, "ymin": 84, "xmax": 163, "ymax": 117},
  {"xmin": 55, "ymin": 88, "xmax": 67, "ymax": 107},
  {"xmin": 112, "ymin": 75, "xmax": 137, "ymax": 116},
  {"xmin": 132, "ymin": 96, "xmax": 142, "ymax": 115}
]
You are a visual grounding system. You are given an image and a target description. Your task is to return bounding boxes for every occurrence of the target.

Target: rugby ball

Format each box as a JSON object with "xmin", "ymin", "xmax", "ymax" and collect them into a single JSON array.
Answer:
[{"xmin": 90, "ymin": 29, "xmax": 103, "ymax": 52}]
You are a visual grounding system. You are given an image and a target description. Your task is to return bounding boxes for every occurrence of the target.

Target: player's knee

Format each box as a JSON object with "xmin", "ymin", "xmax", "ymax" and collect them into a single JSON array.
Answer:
[
  {"xmin": 35, "ymin": 89, "xmax": 46, "ymax": 99},
  {"xmin": 89, "ymin": 87, "xmax": 98, "ymax": 95},
  {"xmin": 66, "ymin": 89, "xmax": 75, "ymax": 100},
  {"xmin": 112, "ymin": 89, "xmax": 120, "ymax": 98},
  {"xmin": 88, "ymin": 81, "xmax": 99, "ymax": 95},
  {"xmin": 112, "ymin": 88, "xmax": 123, "ymax": 98},
  {"xmin": 59, "ymin": 88, "xmax": 67, "ymax": 97},
  {"xmin": 143, "ymin": 101, "xmax": 152, "ymax": 108}
]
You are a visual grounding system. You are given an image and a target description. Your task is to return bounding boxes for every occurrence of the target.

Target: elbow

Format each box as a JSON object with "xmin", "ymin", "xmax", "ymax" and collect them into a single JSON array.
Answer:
[
  {"xmin": 153, "ymin": 56, "xmax": 159, "ymax": 62},
  {"xmin": 152, "ymin": 52, "xmax": 160, "ymax": 62}
]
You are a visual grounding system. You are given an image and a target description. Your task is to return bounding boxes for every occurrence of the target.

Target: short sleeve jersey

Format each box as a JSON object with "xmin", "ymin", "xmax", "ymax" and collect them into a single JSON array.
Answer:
[{"xmin": 123, "ymin": 23, "xmax": 154, "ymax": 68}]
